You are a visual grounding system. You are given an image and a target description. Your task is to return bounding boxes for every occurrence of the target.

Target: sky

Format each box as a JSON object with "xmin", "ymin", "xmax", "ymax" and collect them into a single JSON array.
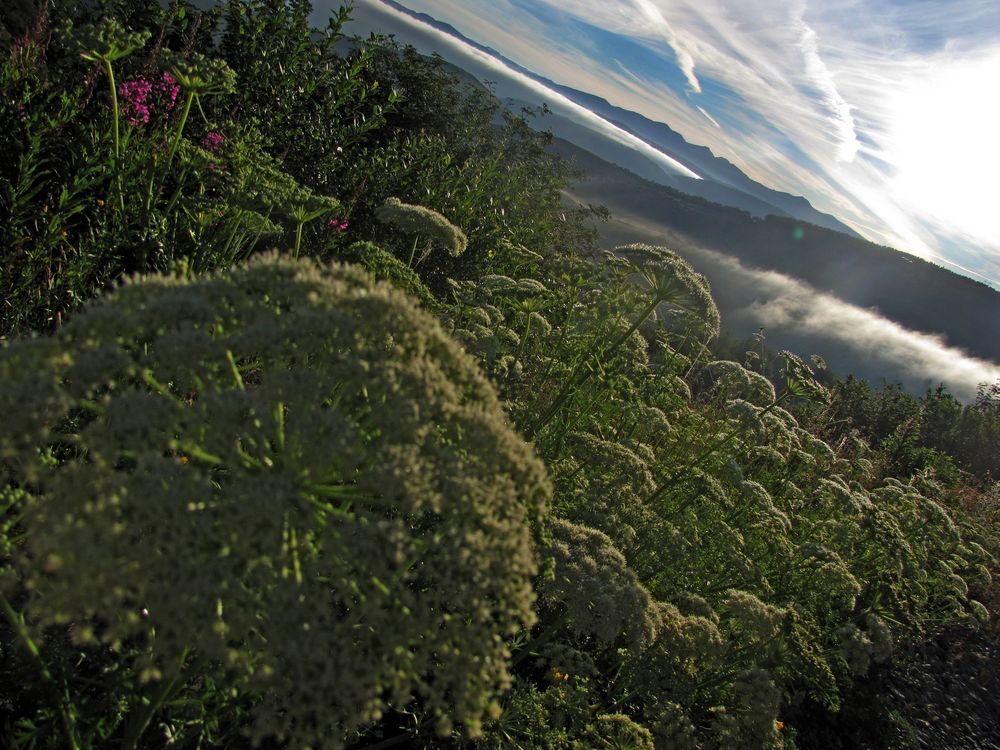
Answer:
[{"xmin": 353, "ymin": 0, "xmax": 1000, "ymax": 290}]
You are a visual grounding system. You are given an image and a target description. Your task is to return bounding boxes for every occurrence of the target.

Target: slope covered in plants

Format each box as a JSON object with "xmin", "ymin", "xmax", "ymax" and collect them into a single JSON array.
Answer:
[{"xmin": 1, "ymin": 2, "xmax": 997, "ymax": 748}]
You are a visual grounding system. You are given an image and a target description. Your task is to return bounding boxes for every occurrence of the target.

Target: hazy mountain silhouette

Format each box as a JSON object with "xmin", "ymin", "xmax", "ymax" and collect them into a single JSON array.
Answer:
[
  {"xmin": 375, "ymin": 0, "xmax": 859, "ymax": 237},
  {"xmin": 556, "ymin": 137, "xmax": 1000, "ymax": 369}
]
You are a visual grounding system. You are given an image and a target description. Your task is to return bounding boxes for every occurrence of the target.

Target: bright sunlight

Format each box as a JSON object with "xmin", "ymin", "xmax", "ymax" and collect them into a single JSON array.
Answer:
[{"xmin": 888, "ymin": 51, "xmax": 1000, "ymax": 246}]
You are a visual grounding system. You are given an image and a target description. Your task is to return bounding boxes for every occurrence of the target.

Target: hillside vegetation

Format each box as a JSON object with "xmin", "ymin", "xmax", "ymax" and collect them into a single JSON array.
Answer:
[{"xmin": 1, "ymin": 2, "xmax": 998, "ymax": 749}]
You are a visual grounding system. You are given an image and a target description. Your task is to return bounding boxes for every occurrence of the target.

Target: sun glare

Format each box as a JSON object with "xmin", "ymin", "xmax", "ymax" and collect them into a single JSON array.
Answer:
[{"xmin": 887, "ymin": 52, "xmax": 1000, "ymax": 246}]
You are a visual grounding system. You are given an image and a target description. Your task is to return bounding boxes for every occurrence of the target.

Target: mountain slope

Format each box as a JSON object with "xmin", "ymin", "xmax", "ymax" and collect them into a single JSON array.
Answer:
[
  {"xmin": 375, "ymin": 0, "xmax": 859, "ymax": 237},
  {"xmin": 555, "ymin": 137, "xmax": 1000, "ymax": 368}
]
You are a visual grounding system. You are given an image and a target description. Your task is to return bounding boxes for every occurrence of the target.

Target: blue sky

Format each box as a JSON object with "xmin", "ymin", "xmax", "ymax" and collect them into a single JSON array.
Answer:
[{"xmin": 355, "ymin": 0, "xmax": 1000, "ymax": 289}]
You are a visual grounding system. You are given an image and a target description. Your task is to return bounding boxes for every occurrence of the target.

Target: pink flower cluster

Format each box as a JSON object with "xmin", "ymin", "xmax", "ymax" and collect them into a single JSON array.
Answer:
[
  {"xmin": 118, "ymin": 71, "xmax": 180, "ymax": 126},
  {"xmin": 200, "ymin": 131, "xmax": 224, "ymax": 153},
  {"xmin": 119, "ymin": 78, "xmax": 152, "ymax": 125},
  {"xmin": 327, "ymin": 218, "xmax": 349, "ymax": 233}
]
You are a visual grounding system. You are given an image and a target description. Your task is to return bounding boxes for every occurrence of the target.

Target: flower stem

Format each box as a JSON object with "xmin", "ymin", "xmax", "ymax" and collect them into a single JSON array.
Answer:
[
  {"xmin": 219, "ymin": 211, "xmax": 245, "ymax": 266},
  {"xmin": 105, "ymin": 59, "xmax": 120, "ymax": 162},
  {"xmin": 143, "ymin": 91, "xmax": 195, "ymax": 226},
  {"xmin": 294, "ymin": 220, "xmax": 305, "ymax": 259},
  {"xmin": 120, "ymin": 648, "xmax": 189, "ymax": 750},
  {"xmin": 165, "ymin": 91, "xmax": 195, "ymax": 175},
  {"xmin": 527, "ymin": 295, "xmax": 660, "ymax": 439},
  {"xmin": 0, "ymin": 592, "xmax": 82, "ymax": 750},
  {"xmin": 406, "ymin": 235, "xmax": 419, "ymax": 267},
  {"xmin": 104, "ymin": 58, "xmax": 125, "ymax": 214}
]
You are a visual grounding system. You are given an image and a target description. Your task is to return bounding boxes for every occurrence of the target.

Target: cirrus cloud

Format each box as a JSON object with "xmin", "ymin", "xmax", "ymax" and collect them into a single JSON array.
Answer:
[{"xmin": 361, "ymin": 0, "xmax": 1000, "ymax": 289}]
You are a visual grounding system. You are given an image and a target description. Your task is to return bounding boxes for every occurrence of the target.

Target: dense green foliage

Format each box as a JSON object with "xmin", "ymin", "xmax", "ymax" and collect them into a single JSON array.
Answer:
[
  {"xmin": 1, "ymin": 2, "xmax": 997, "ymax": 749},
  {"xmin": 825, "ymin": 379, "xmax": 1000, "ymax": 481}
]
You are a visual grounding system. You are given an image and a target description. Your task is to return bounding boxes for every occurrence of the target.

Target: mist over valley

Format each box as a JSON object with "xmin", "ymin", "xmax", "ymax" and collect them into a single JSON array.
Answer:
[{"xmin": 343, "ymin": 0, "xmax": 1000, "ymax": 399}]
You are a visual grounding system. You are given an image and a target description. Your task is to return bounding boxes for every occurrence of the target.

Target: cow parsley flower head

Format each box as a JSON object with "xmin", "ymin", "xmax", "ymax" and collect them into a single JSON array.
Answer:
[
  {"xmin": 539, "ymin": 519, "xmax": 653, "ymax": 648},
  {"xmin": 0, "ymin": 254, "xmax": 549, "ymax": 748},
  {"xmin": 160, "ymin": 50, "xmax": 236, "ymax": 96},
  {"xmin": 648, "ymin": 700, "xmax": 699, "ymax": 750},
  {"xmin": 71, "ymin": 18, "xmax": 150, "ymax": 63},
  {"xmin": 375, "ymin": 197, "xmax": 468, "ymax": 257},
  {"xmin": 707, "ymin": 360, "xmax": 776, "ymax": 406},
  {"xmin": 722, "ymin": 589, "xmax": 785, "ymax": 640},
  {"xmin": 780, "ymin": 350, "xmax": 829, "ymax": 403},
  {"xmin": 837, "ymin": 623, "xmax": 874, "ymax": 676},
  {"xmin": 616, "ymin": 244, "xmax": 721, "ymax": 340}
]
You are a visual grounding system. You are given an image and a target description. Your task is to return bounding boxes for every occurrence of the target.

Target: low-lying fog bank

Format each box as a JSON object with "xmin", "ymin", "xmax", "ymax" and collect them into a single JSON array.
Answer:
[{"xmin": 587, "ymin": 209, "xmax": 1000, "ymax": 401}]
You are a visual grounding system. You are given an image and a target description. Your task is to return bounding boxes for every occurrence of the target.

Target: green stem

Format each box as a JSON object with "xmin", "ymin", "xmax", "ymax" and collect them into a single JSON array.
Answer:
[
  {"xmin": 0, "ymin": 592, "xmax": 82, "ymax": 750},
  {"xmin": 527, "ymin": 295, "xmax": 660, "ymax": 439},
  {"xmin": 194, "ymin": 93, "xmax": 211, "ymax": 127},
  {"xmin": 516, "ymin": 313, "xmax": 532, "ymax": 358},
  {"xmin": 104, "ymin": 58, "xmax": 125, "ymax": 213},
  {"xmin": 244, "ymin": 207, "xmax": 274, "ymax": 261},
  {"xmin": 162, "ymin": 163, "xmax": 192, "ymax": 220},
  {"xmin": 294, "ymin": 220, "xmax": 305, "ymax": 259},
  {"xmin": 140, "ymin": 153, "xmax": 159, "ymax": 227},
  {"xmin": 219, "ymin": 215, "xmax": 245, "ymax": 266},
  {"xmin": 225, "ymin": 349, "xmax": 245, "ymax": 390},
  {"xmin": 120, "ymin": 648, "xmax": 189, "ymax": 750},
  {"xmin": 154, "ymin": 91, "xmax": 195, "ymax": 212},
  {"xmin": 165, "ymin": 92, "xmax": 195, "ymax": 176},
  {"xmin": 406, "ymin": 235, "xmax": 419, "ymax": 267},
  {"xmin": 143, "ymin": 91, "xmax": 195, "ymax": 223},
  {"xmin": 274, "ymin": 400, "xmax": 285, "ymax": 453}
]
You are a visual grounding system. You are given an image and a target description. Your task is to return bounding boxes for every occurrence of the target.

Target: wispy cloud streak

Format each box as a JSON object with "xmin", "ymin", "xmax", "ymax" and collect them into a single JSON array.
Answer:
[
  {"xmin": 373, "ymin": 0, "xmax": 1000, "ymax": 288},
  {"xmin": 633, "ymin": 0, "xmax": 701, "ymax": 92},
  {"xmin": 688, "ymin": 246, "xmax": 1000, "ymax": 400},
  {"xmin": 357, "ymin": 0, "xmax": 701, "ymax": 179}
]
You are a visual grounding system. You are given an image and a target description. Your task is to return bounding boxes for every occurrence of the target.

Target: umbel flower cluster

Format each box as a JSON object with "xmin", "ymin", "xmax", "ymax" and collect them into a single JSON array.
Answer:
[
  {"xmin": 375, "ymin": 197, "xmax": 469, "ymax": 258},
  {"xmin": 0, "ymin": 255, "xmax": 549, "ymax": 747},
  {"xmin": 616, "ymin": 243, "xmax": 721, "ymax": 341}
]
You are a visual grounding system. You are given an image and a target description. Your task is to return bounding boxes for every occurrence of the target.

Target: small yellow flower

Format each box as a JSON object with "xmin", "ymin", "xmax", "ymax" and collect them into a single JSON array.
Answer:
[
  {"xmin": 552, "ymin": 668, "xmax": 570, "ymax": 683},
  {"xmin": 178, "ymin": 455, "xmax": 189, "ymax": 465},
  {"xmin": 96, "ymin": 199, "xmax": 105, "ymax": 207},
  {"xmin": 774, "ymin": 720, "xmax": 785, "ymax": 731}
]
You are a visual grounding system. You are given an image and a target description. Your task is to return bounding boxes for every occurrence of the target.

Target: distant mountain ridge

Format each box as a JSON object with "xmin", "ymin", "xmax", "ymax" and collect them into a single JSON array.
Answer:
[
  {"xmin": 375, "ymin": 0, "xmax": 860, "ymax": 237},
  {"xmin": 554, "ymin": 136, "xmax": 1000, "ymax": 368},
  {"xmin": 358, "ymin": 1, "xmax": 1000, "ymax": 395}
]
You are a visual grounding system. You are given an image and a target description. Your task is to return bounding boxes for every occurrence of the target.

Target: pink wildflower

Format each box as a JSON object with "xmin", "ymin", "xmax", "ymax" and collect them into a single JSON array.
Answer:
[
  {"xmin": 327, "ymin": 218, "xmax": 349, "ymax": 233},
  {"xmin": 118, "ymin": 77, "xmax": 153, "ymax": 126},
  {"xmin": 118, "ymin": 72, "xmax": 180, "ymax": 127},
  {"xmin": 200, "ymin": 131, "xmax": 224, "ymax": 153},
  {"xmin": 152, "ymin": 71, "xmax": 180, "ymax": 113}
]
